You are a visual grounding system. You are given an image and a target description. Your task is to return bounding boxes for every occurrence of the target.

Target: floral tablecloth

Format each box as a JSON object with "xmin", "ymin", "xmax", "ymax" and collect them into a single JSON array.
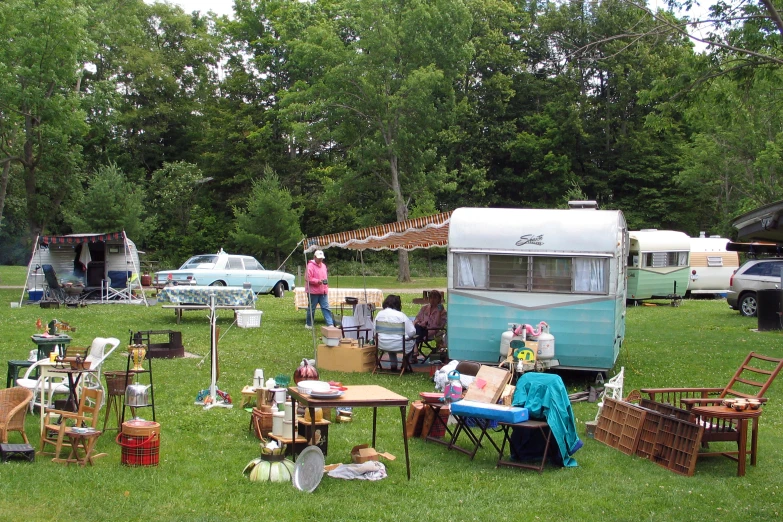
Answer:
[{"xmin": 157, "ymin": 286, "xmax": 256, "ymax": 307}]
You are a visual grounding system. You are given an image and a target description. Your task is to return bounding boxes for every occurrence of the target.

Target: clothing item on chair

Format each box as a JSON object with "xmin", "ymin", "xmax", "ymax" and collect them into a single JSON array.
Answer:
[{"xmin": 512, "ymin": 373, "xmax": 582, "ymax": 467}]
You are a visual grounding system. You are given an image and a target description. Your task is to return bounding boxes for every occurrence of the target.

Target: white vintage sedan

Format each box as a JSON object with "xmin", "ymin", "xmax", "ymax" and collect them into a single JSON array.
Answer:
[{"xmin": 153, "ymin": 249, "xmax": 296, "ymax": 297}]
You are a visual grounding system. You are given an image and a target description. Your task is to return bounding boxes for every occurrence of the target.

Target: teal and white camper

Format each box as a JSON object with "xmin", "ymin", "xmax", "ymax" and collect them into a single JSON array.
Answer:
[
  {"xmin": 446, "ymin": 205, "xmax": 628, "ymax": 372},
  {"xmin": 627, "ymin": 230, "xmax": 690, "ymax": 302}
]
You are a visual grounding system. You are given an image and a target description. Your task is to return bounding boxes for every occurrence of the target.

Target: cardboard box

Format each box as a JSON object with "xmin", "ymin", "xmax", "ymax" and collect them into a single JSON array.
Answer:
[
  {"xmin": 316, "ymin": 343, "xmax": 375, "ymax": 373},
  {"xmin": 351, "ymin": 445, "xmax": 378, "ymax": 464},
  {"xmin": 350, "ymin": 444, "xmax": 395, "ymax": 463},
  {"xmin": 321, "ymin": 326, "xmax": 342, "ymax": 339}
]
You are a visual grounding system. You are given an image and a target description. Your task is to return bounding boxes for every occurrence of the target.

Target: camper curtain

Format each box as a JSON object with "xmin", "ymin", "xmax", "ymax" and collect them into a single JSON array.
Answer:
[
  {"xmin": 456, "ymin": 254, "xmax": 488, "ymax": 288},
  {"xmin": 574, "ymin": 258, "xmax": 606, "ymax": 293}
]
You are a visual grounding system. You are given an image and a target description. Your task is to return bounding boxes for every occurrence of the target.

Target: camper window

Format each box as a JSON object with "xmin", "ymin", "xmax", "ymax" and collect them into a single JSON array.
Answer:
[
  {"xmin": 643, "ymin": 252, "xmax": 688, "ymax": 268},
  {"xmin": 707, "ymin": 256, "xmax": 723, "ymax": 267},
  {"xmin": 454, "ymin": 253, "xmax": 608, "ymax": 295}
]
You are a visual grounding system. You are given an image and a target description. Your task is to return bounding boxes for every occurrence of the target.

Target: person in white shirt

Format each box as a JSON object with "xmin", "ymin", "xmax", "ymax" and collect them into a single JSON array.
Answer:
[{"xmin": 374, "ymin": 295, "xmax": 416, "ymax": 371}]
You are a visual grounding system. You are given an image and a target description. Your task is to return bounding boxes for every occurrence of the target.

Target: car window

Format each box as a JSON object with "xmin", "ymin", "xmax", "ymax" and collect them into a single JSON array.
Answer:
[
  {"xmin": 180, "ymin": 255, "xmax": 217, "ymax": 269},
  {"xmin": 242, "ymin": 258, "xmax": 259, "ymax": 270},
  {"xmin": 227, "ymin": 256, "xmax": 244, "ymax": 270}
]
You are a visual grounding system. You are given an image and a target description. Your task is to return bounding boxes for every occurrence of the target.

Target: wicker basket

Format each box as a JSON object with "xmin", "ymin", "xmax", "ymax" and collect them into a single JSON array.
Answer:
[
  {"xmin": 104, "ymin": 371, "xmax": 133, "ymax": 396},
  {"xmin": 251, "ymin": 408, "xmax": 274, "ymax": 439}
]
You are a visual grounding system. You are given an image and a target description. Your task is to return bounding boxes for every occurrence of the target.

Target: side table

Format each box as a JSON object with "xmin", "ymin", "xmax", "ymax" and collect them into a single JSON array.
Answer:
[
  {"xmin": 691, "ymin": 405, "xmax": 763, "ymax": 477},
  {"xmin": 52, "ymin": 429, "xmax": 105, "ymax": 466},
  {"xmin": 496, "ymin": 420, "xmax": 552, "ymax": 473},
  {"xmin": 6, "ymin": 360, "xmax": 34, "ymax": 388}
]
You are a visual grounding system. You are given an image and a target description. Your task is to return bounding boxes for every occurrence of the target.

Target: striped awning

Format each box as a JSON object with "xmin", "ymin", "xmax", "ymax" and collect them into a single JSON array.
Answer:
[
  {"xmin": 40, "ymin": 231, "xmax": 125, "ymax": 245},
  {"xmin": 304, "ymin": 212, "xmax": 452, "ymax": 252}
]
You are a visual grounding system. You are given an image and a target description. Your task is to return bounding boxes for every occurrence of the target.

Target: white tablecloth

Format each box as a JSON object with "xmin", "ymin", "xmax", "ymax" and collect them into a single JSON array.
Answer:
[{"xmin": 294, "ymin": 288, "xmax": 383, "ymax": 310}]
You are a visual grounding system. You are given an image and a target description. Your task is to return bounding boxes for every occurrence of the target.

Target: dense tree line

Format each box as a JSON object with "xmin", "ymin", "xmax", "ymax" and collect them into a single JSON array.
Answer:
[{"xmin": 0, "ymin": 0, "xmax": 781, "ymax": 278}]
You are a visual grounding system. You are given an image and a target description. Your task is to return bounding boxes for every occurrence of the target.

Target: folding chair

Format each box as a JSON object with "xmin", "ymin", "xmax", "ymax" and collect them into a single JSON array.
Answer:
[
  {"xmin": 373, "ymin": 321, "xmax": 414, "ymax": 376},
  {"xmin": 41, "ymin": 264, "xmax": 67, "ymax": 305}
]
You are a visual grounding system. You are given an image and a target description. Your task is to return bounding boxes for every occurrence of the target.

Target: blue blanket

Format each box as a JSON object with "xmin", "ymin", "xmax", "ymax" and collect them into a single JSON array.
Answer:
[{"xmin": 512, "ymin": 373, "xmax": 583, "ymax": 467}]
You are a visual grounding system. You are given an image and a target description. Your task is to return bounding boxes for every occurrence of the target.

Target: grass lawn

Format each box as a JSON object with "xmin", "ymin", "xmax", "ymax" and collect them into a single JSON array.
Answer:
[{"xmin": 1, "ymin": 288, "xmax": 782, "ymax": 521}]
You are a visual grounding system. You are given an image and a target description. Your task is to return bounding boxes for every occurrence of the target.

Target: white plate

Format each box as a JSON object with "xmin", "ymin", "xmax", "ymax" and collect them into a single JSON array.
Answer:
[{"xmin": 309, "ymin": 390, "xmax": 344, "ymax": 399}]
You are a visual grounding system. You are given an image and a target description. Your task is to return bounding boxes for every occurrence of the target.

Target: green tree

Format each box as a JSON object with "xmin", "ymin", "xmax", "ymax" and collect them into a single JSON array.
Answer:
[
  {"xmin": 231, "ymin": 167, "xmax": 303, "ymax": 268},
  {"xmin": 0, "ymin": 0, "xmax": 92, "ymax": 237},
  {"xmin": 63, "ymin": 163, "xmax": 144, "ymax": 238},
  {"xmin": 282, "ymin": 0, "xmax": 474, "ymax": 281}
]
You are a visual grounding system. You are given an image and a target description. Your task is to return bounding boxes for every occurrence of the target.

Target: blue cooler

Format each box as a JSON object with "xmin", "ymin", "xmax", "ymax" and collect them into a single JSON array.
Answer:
[{"xmin": 28, "ymin": 289, "xmax": 43, "ymax": 302}]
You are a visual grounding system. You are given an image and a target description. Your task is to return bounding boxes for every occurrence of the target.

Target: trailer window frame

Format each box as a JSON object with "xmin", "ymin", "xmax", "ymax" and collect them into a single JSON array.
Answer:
[{"xmin": 453, "ymin": 253, "xmax": 609, "ymax": 295}]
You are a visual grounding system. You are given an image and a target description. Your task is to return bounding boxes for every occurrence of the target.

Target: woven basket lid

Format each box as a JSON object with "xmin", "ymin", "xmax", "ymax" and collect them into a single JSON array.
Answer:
[{"xmin": 122, "ymin": 420, "xmax": 160, "ymax": 437}]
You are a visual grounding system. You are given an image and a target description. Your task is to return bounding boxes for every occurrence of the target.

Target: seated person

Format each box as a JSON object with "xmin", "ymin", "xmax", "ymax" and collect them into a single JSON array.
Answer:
[
  {"xmin": 413, "ymin": 290, "xmax": 447, "ymax": 350},
  {"xmin": 374, "ymin": 294, "xmax": 416, "ymax": 371}
]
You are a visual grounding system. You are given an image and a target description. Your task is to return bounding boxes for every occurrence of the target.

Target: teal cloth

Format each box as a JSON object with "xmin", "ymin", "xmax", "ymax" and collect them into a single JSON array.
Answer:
[{"xmin": 511, "ymin": 373, "xmax": 582, "ymax": 467}]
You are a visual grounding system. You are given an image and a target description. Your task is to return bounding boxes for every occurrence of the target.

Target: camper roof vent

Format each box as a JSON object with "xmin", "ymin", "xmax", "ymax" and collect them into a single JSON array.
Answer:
[
  {"xmin": 699, "ymin": 231, "xmax": 706, "ymax": 238},
  {"xmin": 568, "ymin": 200, "xmax": 598, "ymax": 209}
]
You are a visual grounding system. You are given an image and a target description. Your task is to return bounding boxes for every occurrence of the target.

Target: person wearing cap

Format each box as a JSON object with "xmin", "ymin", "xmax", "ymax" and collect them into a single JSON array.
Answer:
[{"xmin": 305, "ymin": 250, "xmax": 334, "ymax": 329}]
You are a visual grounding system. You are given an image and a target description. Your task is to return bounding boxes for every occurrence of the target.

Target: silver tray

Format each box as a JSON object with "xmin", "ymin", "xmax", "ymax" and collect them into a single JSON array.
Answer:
[{"xmin": 293, "ymin": 446, "xmax": 325, "ymax": 492}]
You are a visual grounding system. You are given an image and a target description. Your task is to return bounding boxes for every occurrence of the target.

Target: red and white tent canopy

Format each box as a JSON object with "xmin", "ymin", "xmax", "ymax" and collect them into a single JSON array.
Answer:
[{"xmin": 304, "ymin": 212, "xmax": 452, "ymax": 253}]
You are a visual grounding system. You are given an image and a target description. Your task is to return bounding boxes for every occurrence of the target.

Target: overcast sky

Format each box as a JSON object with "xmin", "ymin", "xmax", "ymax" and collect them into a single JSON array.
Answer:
[{"xmin": 144, "ymin": 0, "xmax": 236, "ymax": 18}]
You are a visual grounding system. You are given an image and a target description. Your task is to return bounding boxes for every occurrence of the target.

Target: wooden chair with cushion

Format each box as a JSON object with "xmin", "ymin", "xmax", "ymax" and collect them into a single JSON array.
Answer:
[
  {"xmin": 0, "ymin": 387, "xmax": 33, "ymax": 444},
  {"xmin": 40, "ymin": 387, "xmax": 103, "ymax": 458}
]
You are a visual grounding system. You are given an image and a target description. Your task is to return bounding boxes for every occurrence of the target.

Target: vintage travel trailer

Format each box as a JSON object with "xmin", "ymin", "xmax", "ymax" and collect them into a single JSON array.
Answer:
[
  {"xmin": 21, "ymin": 231, "xmax": 146, "ymax": 305},
  {"xmin": 687, "ymin": 233, "xmax": 739, "ymax": 296},
  {"xmin": 626, "ymin": 230, "xmax": 690, "ymax": 302},
  {"xmin": 446, "ymin": 204, "xmax": 628, "ymax": 372}
]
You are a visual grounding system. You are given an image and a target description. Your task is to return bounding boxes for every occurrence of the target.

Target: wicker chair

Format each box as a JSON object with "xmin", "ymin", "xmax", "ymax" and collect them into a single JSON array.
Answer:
[{"xmin": 0, "ymin": 386, "xmax": 33, "ymax": 444}]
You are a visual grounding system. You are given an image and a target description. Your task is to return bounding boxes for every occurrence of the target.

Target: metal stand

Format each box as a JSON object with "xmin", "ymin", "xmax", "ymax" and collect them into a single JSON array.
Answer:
[
  {"xmin": 196, "ymin": 294, "xmax": 232, "ymax": 410},
  {"xmin": 120, "ymin": 352, "xmax": 155, "ymax": 424}
]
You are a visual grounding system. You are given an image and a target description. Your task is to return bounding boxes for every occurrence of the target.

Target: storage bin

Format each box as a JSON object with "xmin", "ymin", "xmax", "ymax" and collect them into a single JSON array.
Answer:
[
  {"xmin": 28, "ymin": 290, "xmax": 43, "ymax": 302},
  {"xmin": 236, "ymin": 310, "xmax": 263, "ymax": 328}
]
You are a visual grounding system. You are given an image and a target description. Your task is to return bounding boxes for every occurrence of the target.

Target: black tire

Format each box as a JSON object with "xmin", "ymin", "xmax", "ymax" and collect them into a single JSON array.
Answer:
[
  {"xmin": 273, "ymin": 282, "xmax": 285, "ymax": 298},
  {"xmin": 739, "ymin": 293, "xmax": 758, "ymax": 317},
  {"xmin": 209, "ymin": 280, "xmax": 226, "ymax": 287}
]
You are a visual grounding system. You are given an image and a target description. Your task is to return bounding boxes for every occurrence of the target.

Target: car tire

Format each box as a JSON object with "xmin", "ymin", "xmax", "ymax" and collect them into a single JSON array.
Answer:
[
  {"xmin": 209, "ymin": 280, "xmax": 226, "ymax": 287},
  {"xmin": 739, "ymin": 293, "xmax": 758, "ymax": 317},
  {"xmin": 273, "ymin": 282, "xmax": 285, "ymax": 298}
]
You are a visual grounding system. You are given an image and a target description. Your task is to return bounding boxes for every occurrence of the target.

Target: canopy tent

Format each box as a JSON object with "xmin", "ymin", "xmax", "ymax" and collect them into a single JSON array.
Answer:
[{"xmin": 304, "ymin": 212, "xmax": 452, "ymax": 252}]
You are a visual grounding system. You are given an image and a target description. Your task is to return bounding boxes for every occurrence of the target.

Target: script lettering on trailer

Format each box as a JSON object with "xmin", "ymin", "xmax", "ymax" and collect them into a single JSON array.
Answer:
[{"xmin": 515, "ymin": 234, "xmax": 544, "ymax": 246}]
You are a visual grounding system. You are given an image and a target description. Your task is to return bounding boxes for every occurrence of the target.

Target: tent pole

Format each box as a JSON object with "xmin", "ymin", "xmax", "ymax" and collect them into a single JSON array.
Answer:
[
  {"xmin": 20, "ymin": 235, "xmax": 40, "ymax": 306},
  {"xmin": 360, "ymin": 250, "xmax": 368, "ymax": 306}
]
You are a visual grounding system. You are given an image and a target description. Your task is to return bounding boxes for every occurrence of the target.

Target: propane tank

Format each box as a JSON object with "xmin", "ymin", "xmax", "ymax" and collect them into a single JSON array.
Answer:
[
  {"xmin": 499, "ymin": 324, "xmax": 526, "ymax": 358},
  {"xmin": 536, "ymin": 323, "xmax": 555, "ymax": 360}
]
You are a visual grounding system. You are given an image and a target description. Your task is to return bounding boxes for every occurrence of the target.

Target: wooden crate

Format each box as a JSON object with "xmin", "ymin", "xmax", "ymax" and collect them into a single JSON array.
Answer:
[
  {"xmin": 595, "ymin": 398, "xmax": 646, "ymax": 456},
  {"xmin": 635, "ymin": 408, "xmax": 703, "ymax": 476}
]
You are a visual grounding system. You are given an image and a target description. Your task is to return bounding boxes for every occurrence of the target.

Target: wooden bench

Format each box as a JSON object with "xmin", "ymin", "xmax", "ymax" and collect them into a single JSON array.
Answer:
[{"xmin": 161, "ymin": 304, "xmax": 254, "ymax": 324}]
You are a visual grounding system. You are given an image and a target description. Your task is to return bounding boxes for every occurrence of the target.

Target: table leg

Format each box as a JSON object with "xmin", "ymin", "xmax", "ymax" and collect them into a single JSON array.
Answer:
[
  {"xmin": 751, "ymin": 417, "xmax": 759, "ymax": 467},
  {"xmin": 372, "ymin": 407, "xmax": 377, "ymax": 448},
  {"xmin": 738, "ymin": 418, "xmax": 748, "ymax": 477},
  {"xmin": 400, "ymin": 405, "xmax": 410, "ymax": 480}
]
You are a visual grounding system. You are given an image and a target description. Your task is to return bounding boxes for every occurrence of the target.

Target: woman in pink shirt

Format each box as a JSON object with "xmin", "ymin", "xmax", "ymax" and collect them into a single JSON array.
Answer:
[
  {"xmin": 305, "ymin": 250, "xmax": 334, "ymax": 329},
  {"xmin": 413, "ymin": 289, "xmax": 447, "ymax": 350}
]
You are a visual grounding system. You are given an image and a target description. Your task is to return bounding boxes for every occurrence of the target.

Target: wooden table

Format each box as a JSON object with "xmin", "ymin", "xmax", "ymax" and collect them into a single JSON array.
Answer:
[
  {"xmin": 52, "ymin": 428, "xmax": 105, "ymax": 466},
  {"xmin": 288, "ymin": 385, "xmax": 411, "ymax": 479},
  {"xmin": 49, "ymin": 367, "xmax": 95, "ymax": 412},
  {"xmin": 691, "ymin": 405, "xmax": 763, "ymax": 477}
]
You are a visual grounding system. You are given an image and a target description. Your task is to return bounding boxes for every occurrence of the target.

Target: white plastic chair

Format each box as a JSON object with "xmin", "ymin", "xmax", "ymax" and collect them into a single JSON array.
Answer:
[
  {"xmin": 80, "ymin": 337, "xmax": 121, "ymax": 408},
  {"xmin": 16, "ymin": 359, "xmax": 70, "ymax": 433},
  {"xmin": 595, "ymin": 367, "xmax": 624, "ymax": 422}
]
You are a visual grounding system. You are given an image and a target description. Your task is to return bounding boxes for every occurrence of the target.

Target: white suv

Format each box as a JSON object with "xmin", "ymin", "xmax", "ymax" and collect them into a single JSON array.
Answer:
[{"xmin": 727, "ymin": 258, "xmax": 783, "ymax": 316}]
